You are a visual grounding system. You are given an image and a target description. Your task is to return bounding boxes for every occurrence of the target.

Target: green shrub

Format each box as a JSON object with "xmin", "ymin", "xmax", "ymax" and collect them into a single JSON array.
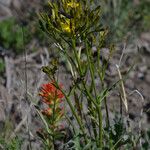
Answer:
[
  {"xmin": 0, "ymin": 136, "xmax": 22, "ymax": 150},
  {"xmin": 0, "ymin": 17, "xmax": 31, "ymax": 54}
]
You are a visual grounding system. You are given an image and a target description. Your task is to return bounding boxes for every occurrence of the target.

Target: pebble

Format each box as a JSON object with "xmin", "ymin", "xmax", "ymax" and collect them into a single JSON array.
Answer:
[
  {"xmin": 138, "ymin": 72, "xmax": 145, "ymax": 80},
  {"xmin": 139, "ymin": 66, "xmax": 147, "ymax": 73}
]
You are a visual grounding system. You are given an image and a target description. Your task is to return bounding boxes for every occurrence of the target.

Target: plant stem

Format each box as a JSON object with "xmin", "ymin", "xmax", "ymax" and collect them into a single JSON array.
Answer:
[
  {"xmin": 104, "ymin": 97, "xmax": 110, "ymax": 128},
  {"xmin": 85, "ymin": 41, "xmax": 97, "ymax": 98},
  {"xmin": 98, "ymin": 104, "xmax": 103, "ymax": 149},
  {"xmin": 62, "ymin": 89, "xmax": 88, "ymax": 143},
  {"xmin": 72, "ymin": 39, "xmax": 83, "ymax": 76},
  {"xmin": 85, "ymin": 41, "xmax": 98, "ymax": 141}
]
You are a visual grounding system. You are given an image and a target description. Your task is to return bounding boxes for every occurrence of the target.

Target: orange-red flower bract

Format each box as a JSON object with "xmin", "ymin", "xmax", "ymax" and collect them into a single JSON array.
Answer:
[
  {"xmin": 39, "ymin": 82, "xmax": 64, "ymax": 105},
  {"xmin": 41, "ymin": 108, "xmax": 52, "ymax": 116}
]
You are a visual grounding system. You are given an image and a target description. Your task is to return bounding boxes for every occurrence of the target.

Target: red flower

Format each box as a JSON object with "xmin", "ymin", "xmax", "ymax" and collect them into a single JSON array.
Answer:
[{"xmin": 39, "ymin": 82, "xmax": 64, "ymax": 105}]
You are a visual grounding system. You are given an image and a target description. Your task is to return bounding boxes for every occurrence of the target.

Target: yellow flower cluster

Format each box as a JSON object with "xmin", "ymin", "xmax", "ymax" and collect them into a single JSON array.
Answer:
[
  {"xmin": 67, "ymin": 1, "xmax": 79, "ymax": 8},
  {"xmin": 60, "ymin": 18, "xmax": 75, "ymax": 33},
  {"xmin": 60, "ymin": 19, "xmax": 71, "ymax": 33},
  {"xmin": 59, "ymin": 1, "xmax": 79, "ymax": 33}
]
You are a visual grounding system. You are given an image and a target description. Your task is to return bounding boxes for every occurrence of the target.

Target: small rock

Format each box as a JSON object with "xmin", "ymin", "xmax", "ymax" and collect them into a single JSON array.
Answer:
[
  {"xmin": 139, "ymin": 66, "xmax": 147, "ymax": 73},
  {"xmin": 137, "ymin": 72, "xmax": 145, "ymax": 80}
]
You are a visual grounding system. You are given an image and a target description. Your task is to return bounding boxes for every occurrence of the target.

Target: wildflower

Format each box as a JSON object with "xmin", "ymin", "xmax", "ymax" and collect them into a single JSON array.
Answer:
[
  {"xmin": 60, "ymin": 18, "xmax": 75, "ymax": 33},
  {"xmin": 60, "ymin": 21, "xmax": 71, "ymax": 33},
  {"xmin": 39, "ymin": 82, "xmax": 64, "ymax": 121},
  {"xmin": 67, "ymin": 1, "xmax": 79, "ymax": 8},
  {"xmin": 39, "ymin": 82, "xmax": 64, "ymax": 105}
]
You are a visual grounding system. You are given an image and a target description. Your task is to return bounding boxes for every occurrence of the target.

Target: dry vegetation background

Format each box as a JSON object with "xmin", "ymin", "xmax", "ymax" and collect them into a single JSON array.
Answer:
[{"xmin": 0, "ymin": 0, "xmax": 150, "ymax": 149}]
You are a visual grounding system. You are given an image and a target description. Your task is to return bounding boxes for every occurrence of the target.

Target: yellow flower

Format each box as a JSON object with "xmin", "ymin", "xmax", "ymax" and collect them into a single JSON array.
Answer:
[
  {"xmin": 67, "ymin": 1, "xmax": 79, "ymax": 8},
  {"xmin": 61, "ymin": 22, "xmax": 71, "ymax": 33},
  {"xmin": 60, "ymin": 18, "xmax": 75, "ymax": 33}
]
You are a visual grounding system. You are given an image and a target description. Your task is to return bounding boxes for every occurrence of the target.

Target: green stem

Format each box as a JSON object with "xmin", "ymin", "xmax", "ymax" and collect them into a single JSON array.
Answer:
[
  {"xmin": 82, "ymin": 80, "xmax": 103, "ymax": 148},
  {"xmin": 102, "ymin": 81, "xmax": 110, "ymax": 128},
  {"xmin": 71, "ymin": 38, "xmax": 100, "ymax": 145},
  {"xmin": 72, "ymin": 39, "xmax": 82, "ymax": 76},
  {"xmin": 104, "ymin": 97, "xmax": 110, "ymax": 128},
  {"xmin": 97, "ymin": 104, "xmax": 103, "ymax": 149},
  {"xmin": 85, "ymin": 41, "xmax": 97, "ymax": 99},
  {"xmin": 64, "ymin": 92, "xmax": 88, "ymax": 143},
  {"xmin": 82, "ymin": 80, "xmax": 98, "ymax": 107},
  {"xmin": 55, "ymin": 81, "xmax": 88, "ymax": 143},
  {"xmin": 67, "ymin": 38, "xmax": 103, "ymax": 147},
  {"xmin": 97, "ymin": 44, "xmax": 110, "ymax": 129},
  {"xmin": 85, "ymin": 41, "xmax": 98, "ymax": 141},
  {"xmin": 71, "ymin": 39, "xmax": 98, "ymax": 108},
  {"xmin": 52, "ymin": 38, "xmax": 88, "ymax": 142}
]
